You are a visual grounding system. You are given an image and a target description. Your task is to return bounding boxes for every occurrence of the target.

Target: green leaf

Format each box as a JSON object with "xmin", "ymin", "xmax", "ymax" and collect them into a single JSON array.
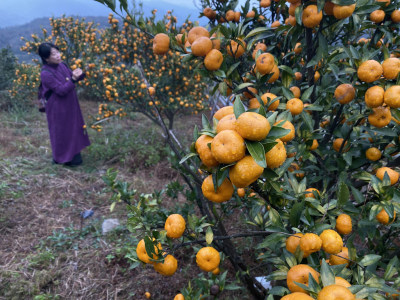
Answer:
[
  {"xmin": 301, "ymin": 86, "xmax": 314, "ymax": 101},
  {"xmin": 301, "ymin": 112, "xmax": 313, "ymax": 132},
  {"xmin": 205, "ymin": 227, "xmax": 214, "ymax": 245},
  {"xmin": 330, "ymin": 0, "xmax": 355, "ymax": 5},
  {"xmin": 110, "ymin": 201, "xmax": 116, "ymax": 212},
  {"xmin": 337, "ymin": 182, "xmax": 350, "ymax": 207},
  {"xmin": 213, "ymin": 167, "xmax": 229, "ymax": 191},
  {"xmin": 384, "ymin": 256, "xmax": 399, "ymax": 280},
  {"xmin": 226, "ymin": 62, "xmax": 241, "ymax": 77},
  {"xmin": 289, "ymin": 201, "xmax": 304, "ymax": 227},
  {"xmin": 233, "ymin": 96, "xmax": 246, "ymax": 119},
  {"xmin": 321, "ymin": 259, "xmax": 336, "ymax": 286},
  {"xmin": 359, "ymin": 254, "xmax": 382, "ymax": 267},
  {"xmin": 350, "ymin": 186, "xmax": 364, "ymax": 204},
  {"xmin": 245, "ymin": 27, "xmax": 269, "ymax": 39},
  {"xmin": 268, "ymin": 126, "xmax": 291, "ymax": 139},
  {"xmin": 245, "ymin": 141, "xmax": 267, "ymax": 168},
  {"xmin": 233, "ymin": 82, "xmax": 254, "ymax": 93},
  {"xmin": 202, "ymin": 114, "xmax": 211, "ymax": 130},
  {"xmin": 179, "ymin": 152, "xmax": 197, "ymax": 164}
]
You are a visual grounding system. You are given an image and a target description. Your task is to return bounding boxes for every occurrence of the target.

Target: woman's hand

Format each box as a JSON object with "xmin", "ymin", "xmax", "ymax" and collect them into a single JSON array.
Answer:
[{"xmin": 72, "ymin": 68, "xmax": 83, "ymax": 81}]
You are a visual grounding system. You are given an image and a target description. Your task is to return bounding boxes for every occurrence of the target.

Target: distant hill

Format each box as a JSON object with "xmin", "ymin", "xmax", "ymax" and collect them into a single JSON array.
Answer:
[{"xmin": 0, "ymin": 17, "xmax": 109, "ymax": 63}]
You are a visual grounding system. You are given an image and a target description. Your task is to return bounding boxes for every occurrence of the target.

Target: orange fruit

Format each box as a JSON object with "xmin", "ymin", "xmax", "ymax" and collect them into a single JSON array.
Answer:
[
  {"xmin": 268, "ymin": 64, "xmax": 280, "ymax": 83},
  {"xmin": 227, "ymin": 38, "xmax": 246, "ymax": 58},
  {"xmin": 286, "ymin": 233, "xmax": 304, "ymax": 254},
  {"xmin": 261, "ymin": 92, "xmax": 280, "ymax": 111},
  {"xmin": 274, "ymin": 120, "xmax": 295, "ymax": 142},
  {"xmin": 320, "ymin": 229, "xmax": 343, "ymax": 254},
  {"xmin": 335, "ymin": 277, "xmax": 351, "ymax": 288},
  {"xmin": 229, "ymin": 155, "xmax": 264, "ymax": 187},
  {"xmin": 314, "ymin": 70, "xmax": 321, "ymax": 81},
  {"xmin": 336, "ymin": 214, "xmax": 352, "ymax": 235},
  {"xmin": 237, "ymin": 188, "xmax": 245, "ymax": 197},
  {"xmin": 213, "ymin": 106, "xmax": 234, "ymax": 120},
  {"xmin": 201, "ymin": 175, "xmax": 234, "ymax": 203},
  {"xmin": 196, "ymin": 247, "xmax": 220, "ymax": 272},
  {"xmin": 265, "ymin": 139, "xmax": 287, "ymax": 169},
  {"xmin": 333, "ymin": 138, "xmax": 349, "ymax": 152},
  {"xmin": 392, "ymin": 10, "xmax": 400, "ymax": 23},
  {"xmin": 382, "ymin": 58, "xmax": 400, "ymax": 80},
  {"xmin": 174, "ymin": 293, "xmax": 185, "ymax": 300},
  {"xmin": 203, "ymin": 7, "xmax": 216, "ymax": 20},
  {"xmin": 305, "ymin": 188, "xmax": 319, "ymax": 198},
  {"xmin": 191, "ymin": 36, "xmax": 213, "ymax": 57},
  {"xmin": 211, "ymin": 130, "xmax": 246, "ymax": 164},
  {"xmin": 236, "ymin": 112, "xmax": 271, "ymax": 141},
  {"xmin": 318, "ymin": 285, "xmax": 355, "ymax": 300},
  {"xmin": 384, "ymin": 85, "xmax": 400, "ymax": 108},
  {"xmin": 260, "ymin": 0, "xmax": 271, "ymax": 7},
  {"xmin": 153, "ymin": 33, "xmax": 170, "ymax": 55},
  {"xmin": 330, "ymin": 247, "xmax": 350, "ymax": 266},
  {"xmin": 154, "ymin": 254, "xmax": 178, "ymax": 276},
  {"xmin": 333, "ymin": 4, "xmax": 356, "ymax": 19},
  {"xmin": 302, "ymin": 5, "xmax": 323, "ymax": 28},
  {"xmin": 376, "ymin": 167, "xmax": 399, "ymax": 185},
  {"xmin": 335, "ymin": 84, "xmax": 356, "ymax": 104},
  {"xmin": 216, "ymin": 114, "xmax": 236, "ymax": 133},
  {"xmin": 289, "ymin": 2, "xmax": 302, "ymax": 16},
  {"xmin": 204, "ymin": 49, "xmax": 223, "ymax": 71},
  {"xmin": 165, "ymin": 214, "xmax": 186, "ymax": 238},
  {"xmin": 145, "ymin": 291, "xmax": 151, "ymax": 299},
  {"xmin": 225, "ymin": 10, "xmax": 235, "ymax": 21},
  {"xmin": 368, "ymin": 106, "xmax": 391, "ymax": 128},
  {"xmin": 309, "ymin": 139, "xmax": 319, "ymax": 150},
  {"xmin": 188, "ymin": 26, "xmax": 209, "ymax": 44},
  {"xmin": 256, "ymin": 53, "xmax": 275, "ymax": 75},
  {"xmin": 136, "ymin": 239, "xmax": 161, "ymax": 264},
  {"xmin": 357, "ymin": 60, "xmax": 383, "ymax": 83},
  {"xmin": 286, "ymin": 98, "xmax": 304, "ymax": 115},
  {"xmin": 376, "ymin": 208, "xmax": 397, "ymax": 225},
  {"xmin": 294, "ymin": 43, "xmax": 303, "ymax": 55},
  {"xmin": 295, "ymin": 72, "xmax": 302, "ymax": 81},
  {"xmin": 290, "ymin": 86, "xmax": 301, "ymax": 98},
  {"xmin": 365, "ymin": 147, "xmax": 382, "ymax": 161},
  {"xmin": 370, "ymin": 10, "xmax": 385, "ymax": 23},
  {"xmin": 195, "ymin": 135, "xmax": 219, "ymax": 168},
  {"xmin": 299, "ymin": 233, "xmax": 322, "ymax": 254},
  {"xmin": 287, "ymin": 264, "xmax": 319, "ymax": 293},
  {"xmin": 281, "ymin": 292, "xmax": 314, "ymax": 300},
  {"xmin": 271, "ymin": 20, "xmax": 281, "ymax": 28},
  {"xmin": 365, "ymin": 86, "xmax": 384, "ymax": 108}
]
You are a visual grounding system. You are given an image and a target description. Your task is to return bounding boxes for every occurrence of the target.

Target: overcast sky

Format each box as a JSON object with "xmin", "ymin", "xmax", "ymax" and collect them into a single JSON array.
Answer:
[{"xmin": 0, "ymin": 0, "xmax": 250, "ymax": 28}]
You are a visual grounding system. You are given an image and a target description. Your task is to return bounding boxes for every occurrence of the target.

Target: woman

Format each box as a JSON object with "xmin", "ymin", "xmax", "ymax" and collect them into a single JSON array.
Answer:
[{"xmin": 38, "ymin": 42, "xmax": 90, "ymax": 166}]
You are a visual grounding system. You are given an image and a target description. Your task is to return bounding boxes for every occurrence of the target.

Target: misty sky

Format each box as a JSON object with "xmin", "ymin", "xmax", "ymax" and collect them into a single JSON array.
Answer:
[{"xmin": 0, "ymin": 0, "xmax": 250, "ymax": 28}]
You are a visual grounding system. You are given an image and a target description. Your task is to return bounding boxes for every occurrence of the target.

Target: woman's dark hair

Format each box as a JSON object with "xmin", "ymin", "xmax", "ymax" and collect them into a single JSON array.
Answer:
[{"xmin": 38, "ymin": 42, "xmax": 59, "ymax": 64}]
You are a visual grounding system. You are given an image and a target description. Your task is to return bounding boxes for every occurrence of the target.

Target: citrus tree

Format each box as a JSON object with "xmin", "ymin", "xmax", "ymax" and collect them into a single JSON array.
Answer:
[
  {"xmin": 100, "ymin": 0, "xmax": 400, "ymax": 298},
  {"xmin": 16, "ymin": 13, "xmax": 208, "ymax": 130}
]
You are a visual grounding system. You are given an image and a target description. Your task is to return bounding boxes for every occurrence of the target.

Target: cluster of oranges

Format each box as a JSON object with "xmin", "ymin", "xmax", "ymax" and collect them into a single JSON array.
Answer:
[{"xmin": 135, "ymin": 213, "xmax": 221, "ymax": 288}]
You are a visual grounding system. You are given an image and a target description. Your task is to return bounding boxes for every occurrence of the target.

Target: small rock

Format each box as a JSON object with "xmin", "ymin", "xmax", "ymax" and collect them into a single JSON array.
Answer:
[{"xmin": 102, "ymin": 218, "xmax": 120, "ymax": 235}]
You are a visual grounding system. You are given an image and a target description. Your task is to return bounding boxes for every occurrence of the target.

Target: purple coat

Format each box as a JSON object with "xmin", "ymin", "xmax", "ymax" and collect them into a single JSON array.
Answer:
[{"xmin": 41, "ymin": 62, "xmax": 90, "ymax": 163}]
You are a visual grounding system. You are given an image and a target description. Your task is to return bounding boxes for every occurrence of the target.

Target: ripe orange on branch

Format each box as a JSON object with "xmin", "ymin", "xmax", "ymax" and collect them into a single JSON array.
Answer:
[
  {"xmin": 165, "ymin": 214, "xmax": 186, "ymax": 238},
  {"xmin": 336, "ymin": 214, "xmax": 352, "ymax": 235},
  {"xmin": 211, "ymin": 130, "xmax": 246, "ymax": 164},
  {"xmin": 286, "ymin": 233, "xmax": 303, "ymax": 254},
  {"xmin": 154, "ymin": 254, "xmax": 178, "ymax": 276},
  {"xmin": 365, "ymin": 86, "xmax": 384, "ymax": 108},
  {"xmin": 320, "ymin": 229, "xmax": 343, "ymax": 254},
  {"xmin": 235, "ymin": 112, "xmax": 271, "ymax": 141},
  {"xmin": 196, "ymin": 247, "xmax": 220, "ymax": 272},
  {"xmin": 330, "ymin": 247, "xmax": 350, "ymax": 266},
  {"xmin": 375, "ymin": 167, "xmax": 399, "ymax": 185},
  {"xmin": 335, "ymin": 84, "xmax": 356, "ymax": 104},
  {"xmin": 302, "ymin": 5, "xmax": 323, "ymax": 28},
  {"xmin": 384, "ymin": 85, "xmax": 400, "ymax": 108},
  {"xmin": 357, "ymin": 60, "xmax": 383, "ymax": 83},
  {"xmin": 299, "ymin": 233, "xmax": 322, "ymax": 254},
  {"xmin": 368, "ymin": 106, "xmax": 391, "ymax": 128},
  {"xmin": 153, "ymin": 33, "xmax": 170, "ymax": 55},
  {"xmin": 201, "ymin": 175, "xmax": 234, "ymax": 203},
  {"xmin": 286, "ymin": 264, "xmax": 319, "ymax": 293},
  {"xmin": 216, "ymin": 114, "xmax": 236, "ymax": 133},
  {"xmin": 229, "ymin": 155, "xmax": 264, "ymax": 188},
  {"xmin": 256, "ymin": 53, "xmax": 275, "ymax": 75},
  {"xmin": 204, "ymin": 49, "xmax": 223, "ymax": 71},
  {"xmin": 195, "ymin": 135, "xmax": 219, "ymax": 168},
  {"xmin": 265, "ymin": 139, "xmax": 287, "ymax": 169},
  {"xmin": 317, "ymin": 285, "xmax": 355, "ymax": 300}
]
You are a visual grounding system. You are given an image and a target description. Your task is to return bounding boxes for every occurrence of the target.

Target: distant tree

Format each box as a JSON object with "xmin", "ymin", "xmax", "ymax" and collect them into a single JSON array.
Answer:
[{"xmin": 0, "ymin": 47, "xmax": 17, "ymax": 90}]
